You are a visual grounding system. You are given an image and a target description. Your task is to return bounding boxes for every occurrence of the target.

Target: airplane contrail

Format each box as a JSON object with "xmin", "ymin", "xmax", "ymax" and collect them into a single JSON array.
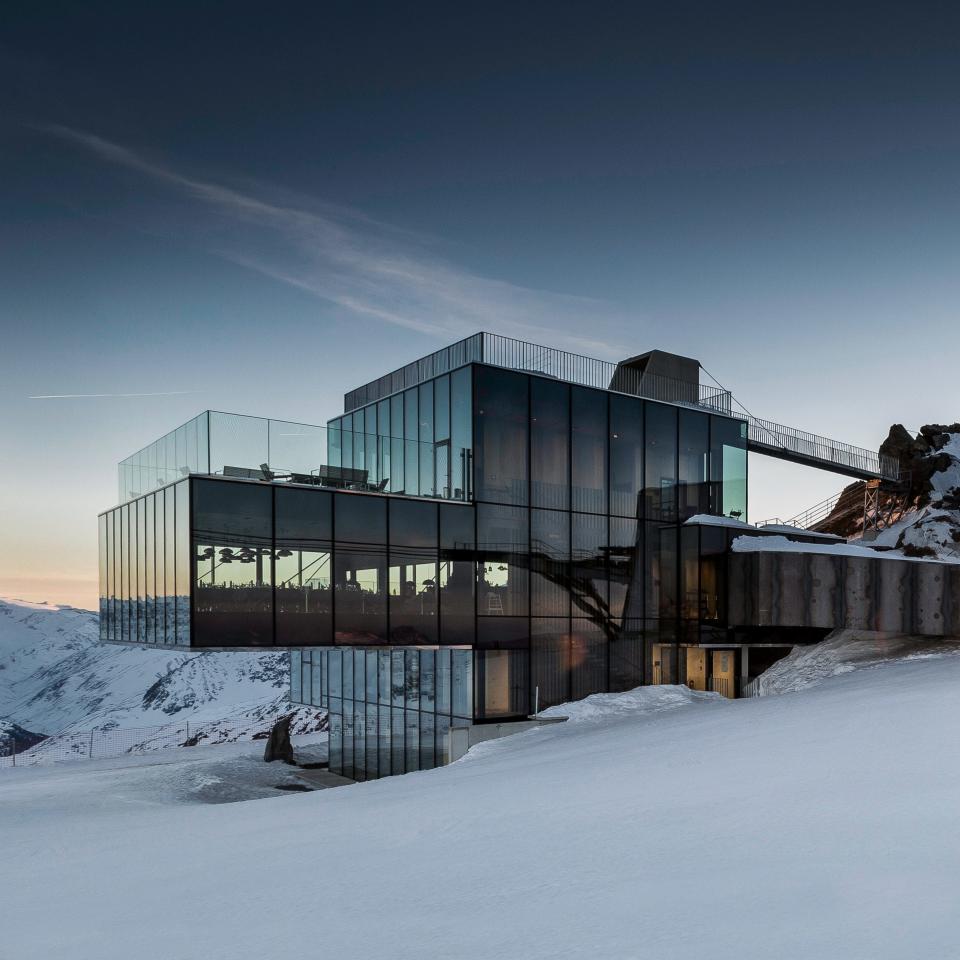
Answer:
[{"xmin": 29, "ymin": 390, "xmax": 197, "ymax": 399}]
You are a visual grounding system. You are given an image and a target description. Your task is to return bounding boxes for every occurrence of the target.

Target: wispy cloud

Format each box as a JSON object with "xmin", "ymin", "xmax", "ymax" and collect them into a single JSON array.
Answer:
[
  {"xmin": 29, "ymin": 390, "xmax": 197, "ymax": 399},
  {"xmin": 34, "ymin": 124, "xmax": 629, "ymax": 357}
]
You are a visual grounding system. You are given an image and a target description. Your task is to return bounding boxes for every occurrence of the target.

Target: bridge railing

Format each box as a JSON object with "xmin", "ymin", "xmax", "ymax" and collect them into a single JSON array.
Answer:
[{"xmin": 746, "ymin": 416, "xmax": 899, "ymax": 480}]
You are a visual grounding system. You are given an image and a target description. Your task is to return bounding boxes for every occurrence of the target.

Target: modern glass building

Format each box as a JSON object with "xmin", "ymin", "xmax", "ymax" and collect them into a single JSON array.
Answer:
[{"xmin": 99, "ymin": 332, "xmax": 763, "ymax": 780}]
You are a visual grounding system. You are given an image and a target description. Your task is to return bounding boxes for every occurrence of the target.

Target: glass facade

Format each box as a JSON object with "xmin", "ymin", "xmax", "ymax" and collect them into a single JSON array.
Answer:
[
  {"xmin": 293, "ymin": 646, "xmax": 472, "ymax": 780},
  {"xmin": 327, "ymin": 366, "xmax": 473, "ymax": 501},
  {"xmin": 100, "ymin": 359, "xmax": 750, "ymax": 780},
  {"xmin": 98, "ymin": 479, "xmax": 191, "ymax": 646}
]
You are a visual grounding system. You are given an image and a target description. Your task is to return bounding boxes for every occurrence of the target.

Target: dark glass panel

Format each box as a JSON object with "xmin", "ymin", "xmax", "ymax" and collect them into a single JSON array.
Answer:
[
  {"xmin": 328, "ymin": 711, "xmax": 343, "ymax": 775},
  {"xmin": 145, "ymin": 495, "xmax": 155, "ymax": 643},
  {"xmin": 530, "ymin": 378, "xmax": 570, "ymax": 510},
  {"xmin": 571, "ymin": 513, "xmax": 608, "ymax": 622},
  {"xmin": 440, "ymin": 557, "xmax": 475, "ymax": 645},
  {"xmin": 436, "ymin": 714, "xmax": 451, "ymax": 767},
  {"xmin": 609, "ymin": 618, "xmax": 645, "ymax": 692},
  {"xmin": 531, "ymin": 508, "xmax": 570, "ymax": 617},
  {"xmin": 378, "ymin": 703, "xmax": 391, "ymax": 778},
  {"xmin": 341, "ymin": 706, "xmax": 354, "ymax": 779},
  {"xmin": 389, "ymin": 548, "xmax": 438, "ymax": 644},
  {"xmin": 342, "ymin": 645, "xmax": 354, "ymax": 699},
  {"xmin": 405, "ymin": 708, "xmax": 419, "ymax": 773},
  {"xmin": 290, "ymin": 652, "xmax": 302, "ymax": 703},
  {"xmin": 571, "ymin": 387, "xmax": 607, "ymax": 514},
  {"xmin": 435, "ymin": 374, "xmax": 451, "ymax": 442},
  {"xmin": 420, "ymin": 649, "xmax": 436, "ymax": 713},
  {"xmin": 164, "ymin": 487, "xmax": 175, "ymax": 644},
  {"xmin": 531, "ymin": 618, "xmax": 571, "ymax": 709},
  {"xmin": 275, "ymin": 488, "xmax": 332, "ymax": 646},
  {"xmin": 120, "ymin": 503, "xmax": 130, "ymax": 643},
  {"xmin": 474, "ymin": 366, "xmax": 528, "ymax": 505},
  {"xmin": 391, "ymin": 706, "xmax": 405, "ymax": 774},
  {"xmin": 390, "ymin": 499, "xmax": 438, "ymax": 548},
  {"xmin": 353, "ymin": 702, "xmax": 366, "ymax": 781},
  {"xmin": 329, "ymin": 648, "xmax": 343, "ymax": 699},
  {"xmin": 680, "ymin": 524, "xmax": 700, "ymax": 620},
  {"xmin": 570, "ymin": 617, "xmax": 608, "ymax": 699},
  {"xmin": 352, "ymin": 407, "xmax": 365, "ymax": 474},
  {"xmin": 136, "ymin": 498, "xmax": 145, "ymax": 643},
  {"xmin": 404, "ymin": 648, "xmax": 420, "ymax": 710},
  {"xmin": 451, "ymin": 366, "xmax": 472, "ymax": 500},
  {"xmin": 391, "ymin": 649, "xmax": 405, "ymax": 708},
  {"xmin": 365, "ymin": 703, "xmax": 379, "ymax": 779},
  {"xmin": 390, "ymin": 394, "xmax": 404, "ymax": 438},
  {"xmin": 700, "ymin": 526, "xmax": 727, "ymax": 623},
  {"xmin": 378, "ymin": 650, "xmax": 391, "ymax": 706},
  {"xmin": 436, "ymin": 648, "xmax": 452, "ymax": 715},
  {"xmin": 419, "ymin": 382, "xmax": 435, "ymax": 496},
  {"xmin": 609, "ymin": 395, "xmax": 644, "ymax": 518},
  {"xmin": 112, "ymin": 509, "xmax": 121, "ymax": 643},
  {"xmin": 645, "ymin": 403, "xmax": 678, "ymax": 521},
  {"xmin": 334, "ymin": 547, "xmax": 387, "ymax": 644},
  {"xmin": 452, "ymin": 648, "xmax": 473, "ymax": 718},
  {"xmin": 193, "ymin": 479, "xmax": 270, "ymax": 646},
  {"xmin": 476, "ymin": 616, "xmax": 529, "ymax": 649},
  {"xmin": 440, "ymin": 503, "xmax": 474, "ymax": 550},
  {"xmin": 335, "ymin": 491, "xmax": 387, "ymax": 544},
  {"xmin": 327, "ymin": 417, "xmax": 343, "ymax": 469},
  {"xmin": 477, "ymin": 503, "xmax": 528, "ymax": 617},
  {"xmin": 366, "ymin": 648, "xmax": 378, "ymax": 702},
  {"xmin": 391, "ymin": 437, "xmax": 405, "ymax": 495},
  {"xmin": 679, "ymin": 410, "xmax": 710, "ymax": 521},
  {"xmin": 660, "ymin": 526, "xmax": 679, "ymax": 618},
  {"xmin": 377, "ymin": 400, "xmax": 391, "ymax": 490},
  {"xmin": 420, "ymin": 711, "xmax": 436, "ymax": 770},
  {"xmin": 608, "ymin": 517, "xmax": 639, "ymax": 620},
  {"xmin": 474, "ymin": 648, "xmax": 529, "ymax": 719},
  {"xmin": 175, "ymin": 481, "xmax": 191, "ymax": 645},
  {"xmin": 404, "ymin": 388, "xmax": 419, "ymax": 495},
  {"xmin": 98, "ymin": 515, "xmax": 108, "ymax": 641}
]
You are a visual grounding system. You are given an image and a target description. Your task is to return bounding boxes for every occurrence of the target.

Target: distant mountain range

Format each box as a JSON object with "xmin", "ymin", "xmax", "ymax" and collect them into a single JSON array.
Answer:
[{"xmin": 0, "ymin": 598, "xmax": 323, "ymax": 755}]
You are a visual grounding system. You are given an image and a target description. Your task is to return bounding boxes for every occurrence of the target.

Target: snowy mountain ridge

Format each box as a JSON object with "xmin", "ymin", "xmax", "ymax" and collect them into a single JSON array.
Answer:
[{"xmin": 0, "ymin": 597, "xmax": 322, "ymax": 753}]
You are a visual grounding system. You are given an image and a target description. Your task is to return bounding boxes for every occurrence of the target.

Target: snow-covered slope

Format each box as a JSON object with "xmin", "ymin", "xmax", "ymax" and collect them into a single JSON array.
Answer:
[
  {"xmin": 0, "ymin": 597, "xmax": 323, "ymax": 749},
  {"xmin": 3, "ymin": 657, "xmax": 960, "ymax": 960}
]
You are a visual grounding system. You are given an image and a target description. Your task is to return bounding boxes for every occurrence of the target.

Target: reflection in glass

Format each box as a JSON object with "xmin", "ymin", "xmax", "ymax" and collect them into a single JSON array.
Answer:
[
  {"xmin": 389, "ymin": 549, "xmax": 438, "ymax": 644},
  {"xmin": 610, "ymin": 395, "xmax": 643, "ymax": 518},
  {"xmin": 679, "ymin": 410, "xmax": 709, "ymax": 520},
  {"xmin": 645, "ymin": 403, "xmax": 678, "ymax": 521},
  {"xmin": 531, "ymin": 509, "xmax": 570, "ymax": 616},
  {"xmin": 477, "ymin": 503, "xmax": 528, "ymax": 616},
  {"xmin": 571, "ymin": 387, "xmax": 607, "ymax": 514},
  {"xmin": 275, "ymin": 488, "xmax": 332, "ymax": 645},
  {"xmin": 531, "ymin": 378, "xmax": 570, "ymax": 510},
  {"xmin": 475, "ymin": 367, "xmax": 528, "ymax": 505},
  {"xmin": 711, "ymin": 416, "xmax": 748, "ymax": 520},
  {"xmin": 334, "ymin": 547, "xmax": 387, "ymax": 644}
]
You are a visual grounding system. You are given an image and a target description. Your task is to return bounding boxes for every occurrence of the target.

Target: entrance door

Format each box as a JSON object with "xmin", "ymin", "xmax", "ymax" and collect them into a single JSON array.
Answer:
[
  {"xmin": 685, "ymin": 648, "xmax": 707, "ymax": 691},
  {"xmin": 711, "ymin": 650, "xmax": 736, "ymax": 698}
]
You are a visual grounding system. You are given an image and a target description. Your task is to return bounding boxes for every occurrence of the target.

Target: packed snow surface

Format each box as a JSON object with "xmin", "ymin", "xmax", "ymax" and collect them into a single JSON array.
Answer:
[{"xmin": 4, "ymin": 657, "xmax": 960, "ymax": 959}]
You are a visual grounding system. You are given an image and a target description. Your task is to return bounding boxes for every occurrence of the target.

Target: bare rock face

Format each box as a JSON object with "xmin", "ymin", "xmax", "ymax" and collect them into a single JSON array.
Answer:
[
  {"xmin": 816, "ymin": 424, "xmax": 959, "ymax": 539},
  {"xmin": 263, "ymin": 713, "xmax": 295, "ymax": 764}
]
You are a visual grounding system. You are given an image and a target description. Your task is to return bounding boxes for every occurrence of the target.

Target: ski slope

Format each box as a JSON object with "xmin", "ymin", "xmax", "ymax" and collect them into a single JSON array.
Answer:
[{"xmin": 3, "ymin": 654, "xmax": 960, "ymax": 960}]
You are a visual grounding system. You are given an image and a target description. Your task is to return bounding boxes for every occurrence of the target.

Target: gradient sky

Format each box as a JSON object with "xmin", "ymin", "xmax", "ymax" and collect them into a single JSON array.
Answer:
[{"xmin": 2, "ymin": 1, "xmax": 959, "ymax": 609}]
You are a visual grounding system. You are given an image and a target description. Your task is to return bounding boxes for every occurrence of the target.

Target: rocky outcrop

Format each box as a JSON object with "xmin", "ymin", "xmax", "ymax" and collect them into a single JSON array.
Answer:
[{"xmin": 814, "ymin": 423, "xmax": 959, "ymax": 539}]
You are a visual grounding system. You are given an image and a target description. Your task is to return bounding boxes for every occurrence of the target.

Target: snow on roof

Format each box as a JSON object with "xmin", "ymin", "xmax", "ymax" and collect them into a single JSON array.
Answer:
[
  {"xmin": 684, "ymin": 514, "xmax": 842, "ymax": 540},
  {"xmin": 731, "ymin": 534, "xmax": 960, "ymax": 564},
  {"xmin": 684, "ymin": 514, "xmax": 753, "ymax": 529}
]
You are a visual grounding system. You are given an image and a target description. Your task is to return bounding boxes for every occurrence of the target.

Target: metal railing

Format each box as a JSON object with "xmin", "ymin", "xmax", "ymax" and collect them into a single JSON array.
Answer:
[
  {"xmin": 746, "ymin": 416, "xmax": 899, "ymax": 481},
  {"xmin": 344, "ymin": 331, "xmax": 733, "ymax": 415},
  {"xmin": 755, "ymin": 491, "xmax": 845, "ymax": 531}
]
